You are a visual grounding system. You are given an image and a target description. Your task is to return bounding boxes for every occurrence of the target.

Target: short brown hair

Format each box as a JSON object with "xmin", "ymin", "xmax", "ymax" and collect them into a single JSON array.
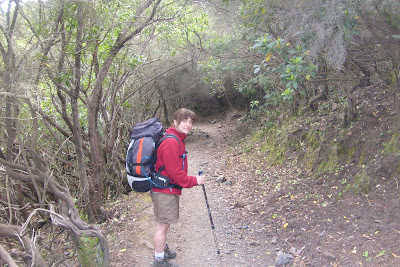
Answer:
[{"xmin": 173, "ymin": 108, "xmax": 196, "ymax": 125}]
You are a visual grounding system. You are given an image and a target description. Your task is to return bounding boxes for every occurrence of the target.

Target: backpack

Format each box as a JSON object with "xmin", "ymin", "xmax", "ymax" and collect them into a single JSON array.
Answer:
[{"xmin": 125, "ymin": 118, "xmax": 182, "ymax": 192}]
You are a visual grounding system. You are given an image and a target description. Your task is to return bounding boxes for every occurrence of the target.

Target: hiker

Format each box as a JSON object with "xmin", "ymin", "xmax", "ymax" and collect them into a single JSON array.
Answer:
[{"xmin": 151, "ymin": 108, "xmax": 207, "ymax": 267}]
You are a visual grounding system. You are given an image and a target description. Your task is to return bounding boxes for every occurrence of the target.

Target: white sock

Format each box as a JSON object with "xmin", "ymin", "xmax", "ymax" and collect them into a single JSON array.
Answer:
[{"xmin": 155, "ymin": 251, "xmax": 165, "ymax": 260}]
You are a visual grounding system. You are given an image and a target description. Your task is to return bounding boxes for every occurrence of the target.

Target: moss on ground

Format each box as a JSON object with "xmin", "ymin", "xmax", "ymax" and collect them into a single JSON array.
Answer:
[
  {"xmin": 383, "ymin": 132, "xmax": 400, "ymax": 156},
  {"xmin": 241, "ymin": 110, "xmax": 400, "ymax": 197},
  {"xmin": 77, "ymin": 235, "xmax": 104, "ymax": 267}
]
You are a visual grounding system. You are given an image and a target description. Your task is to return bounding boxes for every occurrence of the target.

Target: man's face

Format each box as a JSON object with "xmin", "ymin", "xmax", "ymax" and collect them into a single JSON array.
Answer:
[{"xmin": 174, "ymin": 118, "xmax": 193, "ymax": 135}]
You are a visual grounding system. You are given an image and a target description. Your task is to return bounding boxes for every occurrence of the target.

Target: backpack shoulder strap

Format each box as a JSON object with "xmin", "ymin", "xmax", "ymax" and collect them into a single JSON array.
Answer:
[
  {"xmin": 154, "ymin": 133, "xmax": 185, "ymax": 188},
  {"xmin": 157, "ymin": 133, "xmax": 180, "ymax": 148}
]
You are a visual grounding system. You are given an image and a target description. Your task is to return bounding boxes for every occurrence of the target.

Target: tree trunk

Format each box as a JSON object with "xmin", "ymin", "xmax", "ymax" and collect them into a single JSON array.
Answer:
[
  {"xmin": 87, "ymin": 50, "xmax": 116, "ymax": 222},
  {"xmin": 72, "ymin": 4, "xmax": 94, "ymax": 220},
  {"xmin": 86, "ymin": 0, "xmax": 163, "ymax": 222}
]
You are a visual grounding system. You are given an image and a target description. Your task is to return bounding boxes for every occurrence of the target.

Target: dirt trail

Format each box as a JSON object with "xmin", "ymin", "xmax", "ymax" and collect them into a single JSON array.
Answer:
[
  {"xmin": 170, "ymin": 122, "xmax": 225, "ymax": 266},
  {"xmin": 181, "ymin": 121, "xmax": 276, "ymax": 267}
]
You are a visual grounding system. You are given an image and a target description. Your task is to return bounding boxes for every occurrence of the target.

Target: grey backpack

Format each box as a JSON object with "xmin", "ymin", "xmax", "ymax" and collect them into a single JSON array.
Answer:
[{"xmin": 125, "ymin": 118, "xmax": 181, "ymax": 192}]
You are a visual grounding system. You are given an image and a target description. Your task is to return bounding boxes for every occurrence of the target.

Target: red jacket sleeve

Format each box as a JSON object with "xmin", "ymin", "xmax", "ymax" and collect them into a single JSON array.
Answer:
[{"xmin": 156, "ymin": 137, "xmax": 197, "ymax": 189}]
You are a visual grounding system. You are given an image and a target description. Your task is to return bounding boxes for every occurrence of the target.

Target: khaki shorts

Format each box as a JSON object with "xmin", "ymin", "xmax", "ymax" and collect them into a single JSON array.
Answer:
[{"xmin": 151, "ymin": 192, "xmax": 180, "ymax": 224}]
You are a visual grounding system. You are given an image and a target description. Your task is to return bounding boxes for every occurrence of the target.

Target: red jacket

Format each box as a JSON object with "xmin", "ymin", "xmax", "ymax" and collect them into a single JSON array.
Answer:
[{"xmin": 152, "ymin": 127, "xmax": 197, "ymax": 195}]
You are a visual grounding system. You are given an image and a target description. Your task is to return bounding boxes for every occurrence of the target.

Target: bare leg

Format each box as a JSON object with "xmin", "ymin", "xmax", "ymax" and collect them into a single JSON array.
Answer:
[{"xmin": 154, "ymin": 222, "xmax": 170, "ymax": 253}]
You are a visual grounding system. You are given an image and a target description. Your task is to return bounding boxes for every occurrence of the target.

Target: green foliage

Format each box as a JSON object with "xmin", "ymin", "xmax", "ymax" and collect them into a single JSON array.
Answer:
[
  {"xmin": 249, "ymin": 100, "xmax": 259, "ymax": 109},
  {"xmin": 248, "ymin": 100, "xmax": 261, "ymax": 121},
  {"xmin": 281, "ymin": 88, "xmax": 294, "ymax": 103},
  {"xmin": 252, "ymin": 35, "xmax": 316, "ymax": 109}
]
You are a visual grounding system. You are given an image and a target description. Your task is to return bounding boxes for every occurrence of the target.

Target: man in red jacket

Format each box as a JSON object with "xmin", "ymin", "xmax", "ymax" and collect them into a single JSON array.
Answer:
[{"xmin": 151, "ymin": 108, "xmax": 207, "ymax": 267}]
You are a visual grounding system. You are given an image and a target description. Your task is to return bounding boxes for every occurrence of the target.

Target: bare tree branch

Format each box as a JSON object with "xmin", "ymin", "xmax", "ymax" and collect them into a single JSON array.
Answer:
[{"xmin": 0, "ymin": 243, "xmax": 18, "ymax": 267}]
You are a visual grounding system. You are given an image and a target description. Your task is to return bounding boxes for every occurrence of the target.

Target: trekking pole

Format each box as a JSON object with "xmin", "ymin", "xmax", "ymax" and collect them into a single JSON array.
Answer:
[{"xmin": 199, "ymin": 170, "xmax": 222, "ymax": 264}]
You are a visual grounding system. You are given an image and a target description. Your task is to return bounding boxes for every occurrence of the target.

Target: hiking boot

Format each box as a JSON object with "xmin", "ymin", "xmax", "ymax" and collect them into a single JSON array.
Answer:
[
  {"xmin": 165, "ymin": 244, "xmax": 177, "ymax": 259},
  {"xmin": 151, "ymin": 257, "xmax": 178, "ymax": 267}
]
